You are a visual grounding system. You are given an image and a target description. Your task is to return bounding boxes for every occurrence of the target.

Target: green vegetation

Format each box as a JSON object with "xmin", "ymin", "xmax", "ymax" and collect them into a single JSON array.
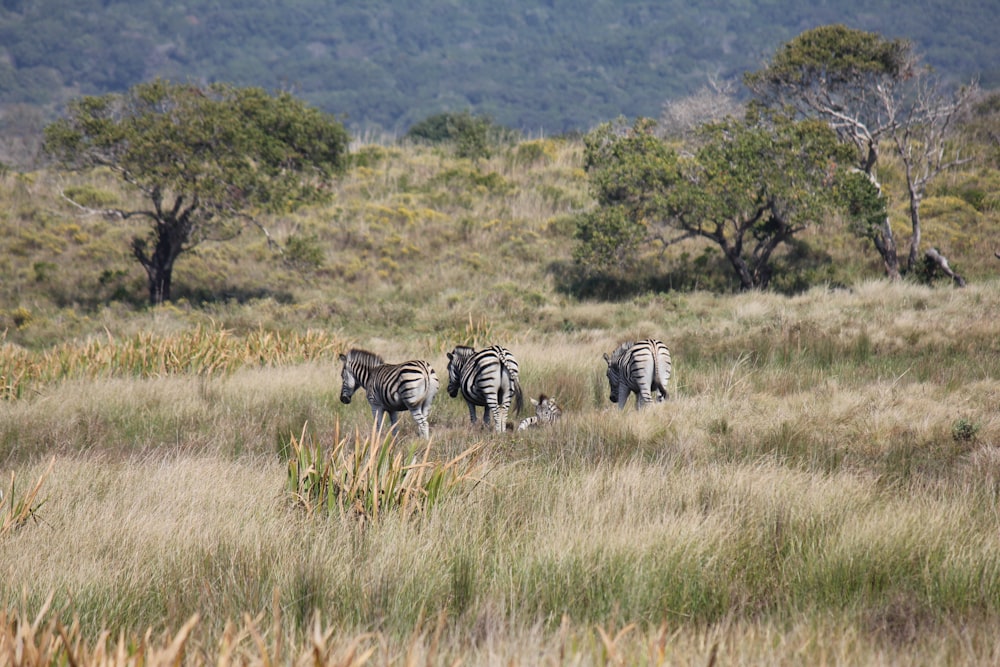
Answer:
[
  {"xmin": 746, "ymin": 25, "xmax": 981, "ymax": 281},
  {"xmin": 578, "ymin": 111, "xmax": 872, "ymax": 290},
  {"xmin": 1, "ymin": 0, "xmax": 999, "ymax": 150},
  {"xmin": 405, "ymin": 110, "xmax": 519, "ymax": 162},
  {"xmin": 286, "ymin": 422, "xmax": 485, "ymax": 521},
  {"xmin": 43, "ymin": 80, "xmax": 350, "ymax": 304}
]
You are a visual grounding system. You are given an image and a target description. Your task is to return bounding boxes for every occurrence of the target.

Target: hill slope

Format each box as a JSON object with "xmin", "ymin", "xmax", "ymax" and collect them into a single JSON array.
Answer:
[{"xmin": 0, "ymin": 0, "xmax": 997, "ymax": 140}]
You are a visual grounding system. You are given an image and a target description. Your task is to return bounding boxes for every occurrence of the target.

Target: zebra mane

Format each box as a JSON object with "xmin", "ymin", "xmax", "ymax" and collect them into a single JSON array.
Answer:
[
  {"xmin": 344, "ymin": 348, "xmax": 385, "ymax": 367},
  {"xmin": 449, "ymin": 345, "xmax": 476, "ymax": 363},
  {"xmin": 608, "ymin": 340, "xmax": 636, "ymax": 361}
]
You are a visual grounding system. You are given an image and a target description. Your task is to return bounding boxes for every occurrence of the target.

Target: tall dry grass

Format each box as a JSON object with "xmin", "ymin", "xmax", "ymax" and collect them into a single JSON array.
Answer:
[{"xmin": 2, "ymin": 280, "xmax": 1000, "ymax": 664}]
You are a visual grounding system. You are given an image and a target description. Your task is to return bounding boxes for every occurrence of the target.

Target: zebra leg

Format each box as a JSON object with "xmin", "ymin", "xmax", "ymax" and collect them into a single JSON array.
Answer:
[
  {"xmin": 370, "ymin": 406, "xmax": 388, "ymax": 433},
  {"xmin": 410, "ymin": 409, "xmax": 431, "ymax": 439},
  {"xmin": 637, "ymin": 387, "xmax": 655, "ymax": 409},
  {"xmin": 486, "ymin": 398, "xmax": 503, "ymax": 432},
  {"xmin": 466, "ymin": 402, "xmax": 479, "ymax": 425},
  {"xmin": 498, "ymin": 397, "xmax": 511, "ymax": 432},
  {"xmin": 616, "ymin": 385, "xmax": 631, "ymax": 411}
]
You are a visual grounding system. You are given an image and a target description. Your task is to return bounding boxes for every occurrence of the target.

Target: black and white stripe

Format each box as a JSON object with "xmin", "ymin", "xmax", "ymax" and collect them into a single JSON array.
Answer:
[
  {"xmin": 339, "ymin": 349, "xmax": 439, "ymax": 438},
  {"xmin": 446, "ymin": 344, "xmax": 524, "ymax": 432},
  {"xmin": 517, "ymin": 394, "xmax": 562, "ymax": 431},
  {"xmin": 603, "ymin": 339, "xmax": 672, "ymax": 410}
]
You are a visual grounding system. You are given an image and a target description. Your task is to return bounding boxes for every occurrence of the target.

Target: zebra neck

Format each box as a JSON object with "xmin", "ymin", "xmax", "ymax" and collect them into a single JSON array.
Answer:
[{"xmin": 352, "ymin": 361, "xmax": 378, "ymax": 388}]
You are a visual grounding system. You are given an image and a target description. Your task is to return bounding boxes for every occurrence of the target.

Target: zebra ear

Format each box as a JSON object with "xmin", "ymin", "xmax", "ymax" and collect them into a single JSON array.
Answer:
[
  {"xmin": 603, "ymin": 353, "xmax": 611, "ymax": 363},
  {"xmin": 530, "ymin": 398, "xmax": 539, "ymax": 407},
  {"xmin": 447, "ymin": 352, "xmax": 453, "ymax": 360},
  {"xmin": 339, "ymin": 353, "xmax": 347, "ymax": 362}
]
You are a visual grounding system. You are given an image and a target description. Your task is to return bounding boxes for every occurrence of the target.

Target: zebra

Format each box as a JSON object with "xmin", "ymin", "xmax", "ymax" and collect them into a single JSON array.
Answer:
[
  {"xmin": 339, "ymin": 348, "xmax": 439, "ymax": 439},
  {"xmin": 517, "ymin": 394, "xmax": 563, "ymax": 431},
  {"xmin": 603, "ymin": 338, "xmax": 672, "ymax": 410},
  {"xmin": 446, "ymin": 344, "xmax": 524, "ymax": 432}
]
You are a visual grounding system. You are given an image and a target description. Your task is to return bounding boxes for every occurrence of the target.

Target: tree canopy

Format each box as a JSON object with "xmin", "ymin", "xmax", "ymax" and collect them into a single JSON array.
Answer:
[
  {"xmin": 576, "ymin": 111, "xmax": 872, "ymax": 291},
  {"xmin": 43, "ymin": 79, "xmax": 350, "ymax": 304},
  {"xmin": 746, "ymin": 25, "xmax": 978, "ymax": 282}
]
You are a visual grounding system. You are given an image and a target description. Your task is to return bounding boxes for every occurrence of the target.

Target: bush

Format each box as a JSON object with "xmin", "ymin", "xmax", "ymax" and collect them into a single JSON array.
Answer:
[
  {"xmin": 405, "ymin": 110, "xmax": 519, "ymax": 161},
  {"xmin": 951, "ymin": 417, "xmax": 980, "ymax": 442}
]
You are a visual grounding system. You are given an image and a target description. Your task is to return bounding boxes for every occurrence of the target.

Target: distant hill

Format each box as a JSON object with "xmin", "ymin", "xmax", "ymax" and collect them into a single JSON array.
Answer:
[{"xmin": 0, "ymin": 0, "xmax": 997, "ymax": 140}]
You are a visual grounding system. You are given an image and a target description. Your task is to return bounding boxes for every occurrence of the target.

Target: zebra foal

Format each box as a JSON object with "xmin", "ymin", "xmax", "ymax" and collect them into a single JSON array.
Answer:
[
  {"xmin": 603, "ymin": 338, "xmax": 672, "ymax": 410},
  {"xmin": 446, "ymin": 344, "xmax": 524, "ymax": 432},
  {"xmin": 517, "ymin": 394, "xmax": 562, "ymax": 431},
  {"xmin": 339, "ymin": 348, "xmax": 439, "ymax": 439}
]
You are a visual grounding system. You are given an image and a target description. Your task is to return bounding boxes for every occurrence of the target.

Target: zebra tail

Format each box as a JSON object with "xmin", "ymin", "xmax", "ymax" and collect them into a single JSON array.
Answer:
[
  {"xmin": 651, "ymin": 340, "xmax": 663, "ymax": 396},
  {"xmin": 500, "ymin": 354, "xmax": 524, "ymax": 415},
  {"xmin": 511, "ymin": 374, "xmax": 524, "ymax": 415}
]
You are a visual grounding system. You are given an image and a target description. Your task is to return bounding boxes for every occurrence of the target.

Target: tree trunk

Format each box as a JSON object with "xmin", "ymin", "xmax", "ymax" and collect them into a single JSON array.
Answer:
[
  {"xmin": 861, "ymin": 166, "xmax": 902, "ymax": 281},
  {"xmin": 146, "ymin": 263, "xmax": 174, "ymax": 305},
  {"xmin": 132, "ymin": 214, "xmax": 186, "ymax": 305},
  {"xmin": 873, "ymin": 216, "xmax": 902, "ymax": 281},
  {"xmin": 925, "ymin": 248, "xmax": 966, "ymax": 287},
  {"xmin": 906, "ymin": 189, "xmax": 922, "ymax": 271},
  {"xmin": 721, "ymin": 243, "xmax": 755, "ymax": 290}
]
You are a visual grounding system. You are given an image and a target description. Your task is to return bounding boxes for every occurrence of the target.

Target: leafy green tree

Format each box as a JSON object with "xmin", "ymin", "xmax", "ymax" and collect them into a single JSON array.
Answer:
[
  {"xmin": 578, "ymin": 112, "xmax": 868, "ymax": 290},
  {"xmin": 745, "ymin": 24, "xmax": 977, "ymax": 281},
  {"xmin": 575, "ymin": 117, "xmax": 680, "ymax": 276},
  {"xmin": 43, "ymin": 79, "xmax": 350, "ymax": 304}
]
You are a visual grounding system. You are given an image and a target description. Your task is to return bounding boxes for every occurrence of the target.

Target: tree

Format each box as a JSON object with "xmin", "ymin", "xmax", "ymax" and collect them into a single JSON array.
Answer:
[
  {"xmin": 578, "ymin": 111, "xmax": 867, "ymax": 290},
  {"xmin": 43, "ymin": 79, "xmax": 350, "ymax": 304},
  {"xmin": 745, "ymin": 24, "xmax": 977, "ymax": 282},
  {"xmin": 885, "ymin": 74, "xmax": 977, "ymax": 282}
]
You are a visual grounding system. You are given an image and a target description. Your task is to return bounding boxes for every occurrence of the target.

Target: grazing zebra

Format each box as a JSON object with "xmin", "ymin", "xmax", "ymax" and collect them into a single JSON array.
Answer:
[
  {"xmin": 339, "ymin": 349, "xmax": 439, "ymax": 439},
  {"xmin": 517, "ymin": 394, "xmax": 563, "ymax": 431},
  {"xmin": 603, "ymin": 338, "xmax": 672, "ymax": 410},
  {"xmin": 446, "ymin": 344, "xmax": 524, "ymax": 432}
]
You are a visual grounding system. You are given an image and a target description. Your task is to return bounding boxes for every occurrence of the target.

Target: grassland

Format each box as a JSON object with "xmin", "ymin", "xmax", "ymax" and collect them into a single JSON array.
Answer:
[{"xmin": 1, "ymin": 136, "xmax": 999, "ymax": 665}]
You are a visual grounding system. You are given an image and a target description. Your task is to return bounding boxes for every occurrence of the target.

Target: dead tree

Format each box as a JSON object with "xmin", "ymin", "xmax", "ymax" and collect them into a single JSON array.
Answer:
[{"xmin": 925, "ymin": 248, "xmax": 966, "ymax": 287}]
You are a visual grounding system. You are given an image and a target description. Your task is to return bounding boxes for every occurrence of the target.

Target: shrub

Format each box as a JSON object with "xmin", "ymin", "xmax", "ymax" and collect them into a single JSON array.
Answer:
[
  {"xmin": 405, "ymin": 111, "xmax": 519, "ymax": 161},
  {"xmin": 0, "ymin": 457, "xmax": 51, "ymax": 540},
  {"xmin": 951, "ymin": 417, "xmax": 980, "ymax": 442},
  {"xmin": 285, "ymin": 422, "xmax": 485, "ymax": 522}
]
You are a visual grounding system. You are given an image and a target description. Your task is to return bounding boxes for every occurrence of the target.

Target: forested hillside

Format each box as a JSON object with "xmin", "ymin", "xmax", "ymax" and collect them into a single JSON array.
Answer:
[{"xmin": 1, "ymin": 0, "xmax": 997, "ymax": 145}]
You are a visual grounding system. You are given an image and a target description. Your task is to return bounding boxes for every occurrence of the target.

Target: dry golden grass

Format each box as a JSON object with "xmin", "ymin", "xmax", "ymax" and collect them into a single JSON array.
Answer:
[
  {"xmin": 2, "ymin": 279, "xmax": 999, "ymax": 664},
  {"xmin": 2, "ymin": 130, "xmax": 1000, "ymax": 664}
]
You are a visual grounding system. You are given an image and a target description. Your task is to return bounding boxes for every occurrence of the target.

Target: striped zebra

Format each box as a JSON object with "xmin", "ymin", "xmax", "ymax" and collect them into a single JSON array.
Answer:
[
  {"xmin": 603, "ymin": 338, "xmax": 672, "ymax": 410},
  {"xmin": 339, "ymin": 349, "xmax": 439, "ymax": 439},
  {"xmin": 446, "ymin": 345, "xmax": 524, "ymax": 432},
  {"xmin": 517, "ymin": 394, "xmax": 562, "ymax": 431}
]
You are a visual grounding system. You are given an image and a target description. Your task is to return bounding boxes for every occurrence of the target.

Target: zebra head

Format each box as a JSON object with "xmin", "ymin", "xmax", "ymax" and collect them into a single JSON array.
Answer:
[
  {"xmin": 339, "ymin": 349, "xmax": 383, "ymax": 404},
  {"xmin": 445, "ymin": 345, "xmax": 475, "ymax": 398},
  {"xmin": 534, "ymin": 394, "xmax": 561, "ymax": 422},
  {"xmin": 603, "ymin": 352, "xmax": 619, "ymax": 403},
  {"xmin": 603, "ymin": 342, "xmax": 633, "ymax": 404}
]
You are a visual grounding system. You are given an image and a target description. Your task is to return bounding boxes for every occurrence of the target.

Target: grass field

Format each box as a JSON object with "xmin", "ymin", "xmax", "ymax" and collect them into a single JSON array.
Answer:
[
  {"xmin": 2, "ymin": 279, "xmax": 999, "ymax": 665},
  {"xmin": 2, "ymin": 126, "xmax": 999, "ymax": 663}
]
